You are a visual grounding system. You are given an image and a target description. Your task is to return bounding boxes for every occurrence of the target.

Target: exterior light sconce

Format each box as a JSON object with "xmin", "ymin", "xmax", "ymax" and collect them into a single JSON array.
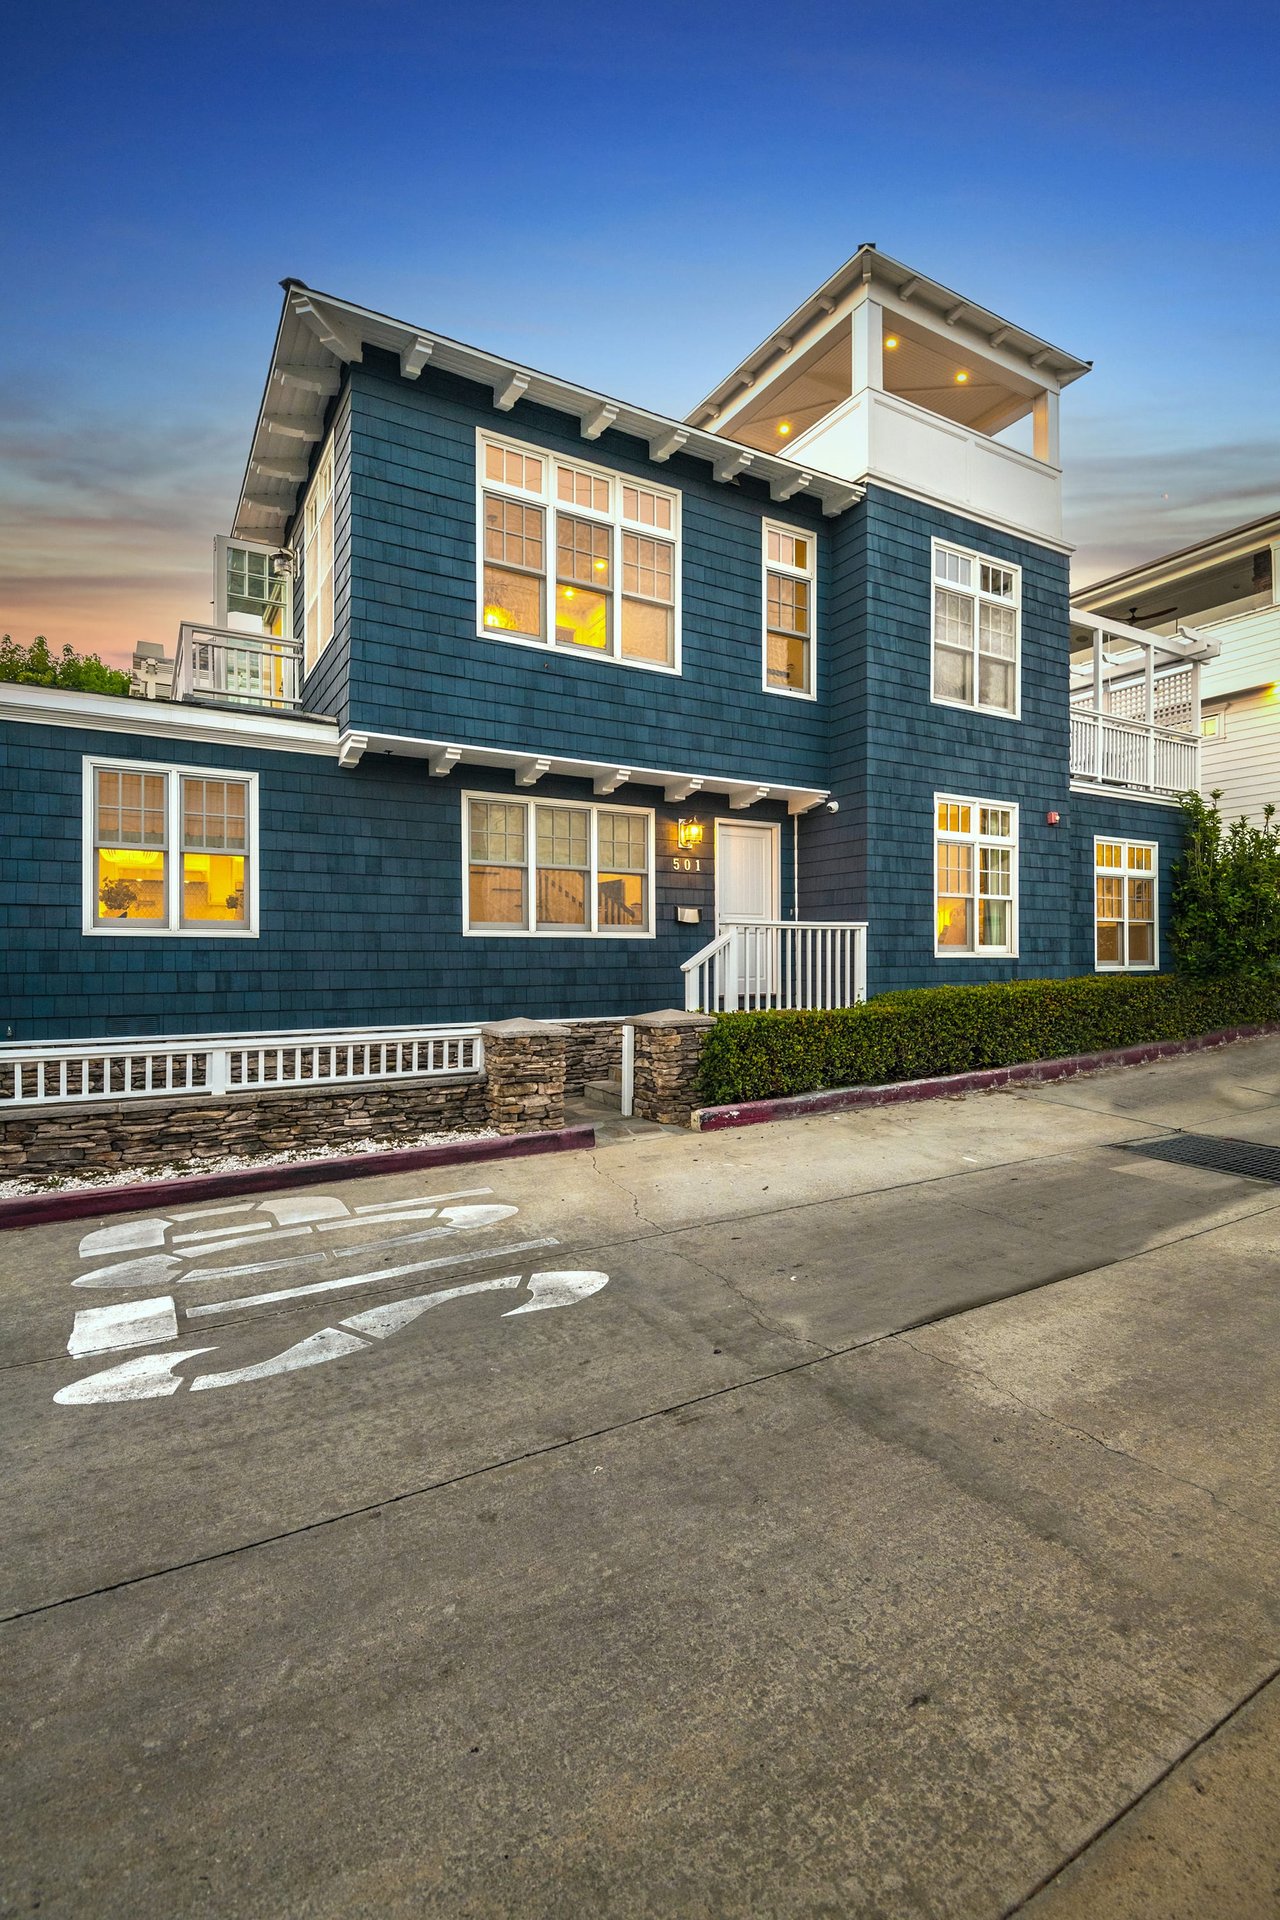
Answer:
[{"xmin": 677, "ymin": 818, "xmax": 704, "ymax": 851}]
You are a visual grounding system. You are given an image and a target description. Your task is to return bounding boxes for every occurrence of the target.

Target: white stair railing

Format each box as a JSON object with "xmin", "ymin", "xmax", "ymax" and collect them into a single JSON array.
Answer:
[
  {"xmin": 0, "ymin": 1024, "xmax": 483, "ymax": 1109},
  {"xmin": 683, "ymin": 921, "xmax": 868, "ymax": 1012}
]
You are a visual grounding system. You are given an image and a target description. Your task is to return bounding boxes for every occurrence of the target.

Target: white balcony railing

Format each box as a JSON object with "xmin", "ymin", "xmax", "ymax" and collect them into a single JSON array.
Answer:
[
  {"xmin": 683, "ymin": 921, "xmax": 868, "ymax": 1013},
  {"xmin": 0, "ymin": 1024, "xmax": 482, "ymax": 1109},
  {"xmin": 174, "ymin": 623, "xmax": 303, "ymax": 710},
  {"xmin": 1069, "ymin": 710, "xmax": 1199, "ymax": 798}
]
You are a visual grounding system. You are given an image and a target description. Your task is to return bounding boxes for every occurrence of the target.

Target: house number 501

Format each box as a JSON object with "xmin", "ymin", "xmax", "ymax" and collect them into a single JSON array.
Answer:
[{"xmin": 671, "ymin": 857, "xmax": 702, "ymax": 872}]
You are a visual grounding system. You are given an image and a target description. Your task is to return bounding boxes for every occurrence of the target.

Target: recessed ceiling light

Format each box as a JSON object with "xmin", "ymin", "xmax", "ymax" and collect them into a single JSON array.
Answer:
[
  {"xmin": 778, "ymin": 421, "xmax": 793, "ymax": 436},
  {"xmin": 884, "ymin": 334, "xmax": 900, "ymax": 349},
  {"xmin": 955, "ymin": 370, "xmax": 970, "ymax": 384}
]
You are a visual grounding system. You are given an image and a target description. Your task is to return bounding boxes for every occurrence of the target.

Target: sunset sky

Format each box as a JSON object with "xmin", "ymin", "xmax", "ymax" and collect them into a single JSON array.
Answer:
[{"xmin": 2, "ymin": 0, "xmax": 1277, "ymax": 670}]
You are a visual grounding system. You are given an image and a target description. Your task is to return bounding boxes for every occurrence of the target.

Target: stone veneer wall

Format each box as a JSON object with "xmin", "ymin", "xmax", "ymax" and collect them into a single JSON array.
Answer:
[
  {"xmin": 478, "ymin": 1019, "xmax": 567, "ymax": 1135},
  {"xmin": 631, "ymin": 1011, "xmax": 714, "ymax": 1126},
  {"xmin": 560, "ymin": 1019, "xmax": 625, "ymax": 1095},
  {"xmin": 0, "ymin": 1075, "xmax": 489, "ymax": 1178}
]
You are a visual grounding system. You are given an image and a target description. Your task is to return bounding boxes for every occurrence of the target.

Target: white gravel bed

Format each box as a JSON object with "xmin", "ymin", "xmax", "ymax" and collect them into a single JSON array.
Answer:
[{"xmin": 0, "ymin": 1127, "xmax": 501, "ymax": 1200}]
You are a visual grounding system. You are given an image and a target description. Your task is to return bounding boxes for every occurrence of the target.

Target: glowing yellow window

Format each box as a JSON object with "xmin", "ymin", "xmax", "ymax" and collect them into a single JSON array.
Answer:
[
  {"xmin": 181, "ymin": 778, "xmax": 249, "ymax": 925},
  {"xmin": 94, "ymin": 767, "xmax": 167, "ymax": 924},
  {"xmin": 555, "ymin": 516, "xmax": 611, "ymax": 650}
]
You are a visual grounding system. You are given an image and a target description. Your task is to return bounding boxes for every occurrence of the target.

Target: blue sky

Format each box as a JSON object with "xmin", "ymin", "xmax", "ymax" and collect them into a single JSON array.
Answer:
[{"xmin": 2, "ymin": 0, "xmax": 1277, "ymax": 665}]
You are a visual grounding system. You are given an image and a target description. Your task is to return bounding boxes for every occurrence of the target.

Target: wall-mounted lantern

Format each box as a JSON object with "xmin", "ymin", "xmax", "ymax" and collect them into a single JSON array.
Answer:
[{"xmin": 676, "ymin": 818, "xmax": 705, "ymax": 851}]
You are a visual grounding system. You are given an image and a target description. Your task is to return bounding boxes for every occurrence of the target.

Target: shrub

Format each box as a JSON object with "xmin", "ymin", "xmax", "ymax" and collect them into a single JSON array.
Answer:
[
  {"xmin": 696, "ymin": 974, "xmax": 1280, "ymax": 1106},
  {"xmin": 0, "ymin": 633, "xmax": 131, "ymax": 696},
  {"xmin": 1171, "ymin": 790, "xmax": 1280, "ymax": 979}
]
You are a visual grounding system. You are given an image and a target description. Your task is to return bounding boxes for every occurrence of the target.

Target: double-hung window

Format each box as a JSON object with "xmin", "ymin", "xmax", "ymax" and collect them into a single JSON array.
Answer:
[
  {"xmin": 932, "ymin": 541, "xmax": 1020, "ymax": 717},
  {"xmin": 1095, "ymin": 838, "xmax": 1157, "ymax": 969},
  {"xmin": 465, "ymin": 795, "xmax": 653, "ymax": 936},
  {"xmin": 763, "ymin": 522, "xmax": 815, "ymax": 696},
  {"xmin": 85, "ymin": 759, "xmax": 257, "ymax": 935},
  {"xmin": 935, "ymin": 797, "xmax": 1018, "ymax": 956},
  {"xmin": 479, "ymin": 432, "xmax": 679, "ymax": 671},
  {"xmin": 301, "ymin": 441, "xmax": 335, "ymax": 673}
]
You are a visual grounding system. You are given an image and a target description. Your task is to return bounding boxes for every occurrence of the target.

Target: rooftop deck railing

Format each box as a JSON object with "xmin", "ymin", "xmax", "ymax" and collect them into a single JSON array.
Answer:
[{"xmin": 174, "ymin": 623, "xmax": 303, "ymax": 710}]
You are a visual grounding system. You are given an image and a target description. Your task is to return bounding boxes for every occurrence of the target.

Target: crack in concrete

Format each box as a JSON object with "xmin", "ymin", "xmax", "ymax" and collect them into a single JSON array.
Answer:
[
  {"xmin": 587, "ymin": 1150, "xmax": 660, "ymax": 1233},
  {"xmin": 897, "ymin": 1335, "xmax": 1280, "ymax": 1539}
]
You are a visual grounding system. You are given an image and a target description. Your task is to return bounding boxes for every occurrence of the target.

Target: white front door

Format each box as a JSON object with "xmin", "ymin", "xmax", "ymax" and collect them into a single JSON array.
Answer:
[{"xmin": 716, "ymin": 823, "xmax": 779, "ymax": 1001}]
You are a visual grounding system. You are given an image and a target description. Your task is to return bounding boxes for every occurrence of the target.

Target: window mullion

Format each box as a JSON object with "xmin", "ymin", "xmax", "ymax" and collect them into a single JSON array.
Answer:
[
  {"xmin": 168, "ymin": 772, "xmax": 179, "ymax": 931},
  {"xmin": 526, "ymin": 798, "xmax": 536, "ymax": 932}
]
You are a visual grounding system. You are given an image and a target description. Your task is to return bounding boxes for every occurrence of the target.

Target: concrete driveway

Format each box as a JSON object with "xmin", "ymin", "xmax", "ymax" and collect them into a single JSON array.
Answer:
[{"xmin": 3, "ymin": 1039, "xmax": 1280, "ymax": 1918}]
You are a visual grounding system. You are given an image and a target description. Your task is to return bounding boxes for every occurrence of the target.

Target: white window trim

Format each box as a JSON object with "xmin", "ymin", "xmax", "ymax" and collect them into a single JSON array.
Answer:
[
  {"xmin": 462, "ymin": 791, "xmax": 656, "ymax": 939},
  {"xmin": 929, "ymin": 536, "xmax": 1022, "ymax": 722},
  {"xmin": 299, "ymin": 436, "xmax": 336, "ymax": 675},
  {"xmin": 933, "ymin": 792, "xmax": 1019, "ymax": 959},
  {"xmin": 214, "ymin": 534, "xmax": 292, "ymax": 638},
  {"xmin": 475, "ymin": 429, "xmax": 682, "ymax": 678},
  {"xmin": 1093, "ymin": 835, "xmax": 1159, "ymax": 972},
  {"xmin": 82, "ymin": 756, "xmax": 260, "ymax": 939},
  {"xmin": 761, "ymin": 518, "xmax": 818, "ymax": 702}
]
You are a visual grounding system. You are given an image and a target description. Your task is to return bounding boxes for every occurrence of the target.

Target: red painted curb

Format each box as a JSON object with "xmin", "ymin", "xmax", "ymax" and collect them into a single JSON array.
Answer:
[
  {"xmin": 693, "ymin": 1023, "xmax": 1280, "ymax": 1132},
  {"xmin": 0, "ymin": 1124, "xmax": 597, "ymax": 1233}
]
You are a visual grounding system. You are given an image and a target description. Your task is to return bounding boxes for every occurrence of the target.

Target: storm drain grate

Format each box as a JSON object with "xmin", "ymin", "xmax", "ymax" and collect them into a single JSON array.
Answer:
[{"xmin": 1120, "ymin": 1133, "xmax": 1280, "ymax": 1184}]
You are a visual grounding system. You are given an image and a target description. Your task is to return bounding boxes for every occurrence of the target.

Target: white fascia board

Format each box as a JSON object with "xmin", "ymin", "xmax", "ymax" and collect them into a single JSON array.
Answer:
[
  {"xmin": 341, "ymin": 727, "xmax": 828, "ymax": 812},
  {"xmin": 0, "ymin": 682, "xmax": 340, "ymax": 757},
  {"xmin": 1068, "ymin": 780, "xmax": 1183, "ymax": 810},
  {"xmin": 233, "ymin": 285, "xmax": 865, "ymax": 539}
]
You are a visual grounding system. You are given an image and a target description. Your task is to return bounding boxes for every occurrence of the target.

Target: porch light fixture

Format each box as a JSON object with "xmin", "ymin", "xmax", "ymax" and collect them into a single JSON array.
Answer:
[{"xmin": 677, "ymin": 818, "xmax": 705, "ymax": 851}]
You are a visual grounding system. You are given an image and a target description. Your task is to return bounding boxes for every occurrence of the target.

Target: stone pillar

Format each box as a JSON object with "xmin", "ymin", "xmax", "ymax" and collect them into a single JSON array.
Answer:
[
  {"xmin": 480, "ymin": 1019, "xmax": 567, "ymax": 1135},
  {"xmin": 631, "ymin": 1010, "xmax": 715, "ymax": 1127}
]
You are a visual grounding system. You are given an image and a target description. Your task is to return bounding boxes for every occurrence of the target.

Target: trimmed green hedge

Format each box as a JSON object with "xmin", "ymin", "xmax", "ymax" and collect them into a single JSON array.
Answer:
[{"xmin": 696, "ymin": 975, "xmax": 1280, "ymax": 1106}]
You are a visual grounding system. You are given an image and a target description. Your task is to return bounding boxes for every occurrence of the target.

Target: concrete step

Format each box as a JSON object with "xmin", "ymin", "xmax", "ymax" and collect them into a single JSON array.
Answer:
[{"xmin": 582, "ymin": 1077, "xmax": 623, "ymax": 1111}]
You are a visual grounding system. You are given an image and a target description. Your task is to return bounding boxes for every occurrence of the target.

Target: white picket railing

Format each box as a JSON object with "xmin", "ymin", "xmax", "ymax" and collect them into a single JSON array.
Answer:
[
  {"xmin": 683, "ymin": 921, "xmax": 868, "ymax": 1013},
  {"xmin": 0, "ymin": 1024, "xmax": 483, "ymax": 1109},
  {"xmin": 1070, "ymin": 709, "xmax": 1199, "ymax": 797}
]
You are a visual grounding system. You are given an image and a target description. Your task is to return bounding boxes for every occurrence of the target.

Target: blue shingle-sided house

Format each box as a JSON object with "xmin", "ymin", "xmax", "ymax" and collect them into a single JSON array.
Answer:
[{"xmin": 1, "ymin": 246, "xmax": 1221, "ymax": 1053}]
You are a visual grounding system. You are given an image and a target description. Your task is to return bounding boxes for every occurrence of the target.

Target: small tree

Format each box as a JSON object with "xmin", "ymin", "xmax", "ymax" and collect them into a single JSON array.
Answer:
[
  {"xmin": 1171, "ymin": 790, "xmax": 1280, "ymax": 978},
  {"xmin": 0, "ymin": 634, "xmax": 131, "ymax": 696}
]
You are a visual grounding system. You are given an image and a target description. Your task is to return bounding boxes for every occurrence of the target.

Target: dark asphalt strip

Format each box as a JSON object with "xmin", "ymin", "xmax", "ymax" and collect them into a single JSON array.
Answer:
[{"xmin": 5, "ymin": 1181, "xmax": 1277, "ymax": 1628}]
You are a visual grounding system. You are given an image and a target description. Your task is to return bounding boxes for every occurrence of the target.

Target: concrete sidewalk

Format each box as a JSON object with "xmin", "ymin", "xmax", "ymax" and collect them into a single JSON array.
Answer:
[{"xmin": 3, "ymin": 1037, "xmax": 1279, "ymax": 1917}]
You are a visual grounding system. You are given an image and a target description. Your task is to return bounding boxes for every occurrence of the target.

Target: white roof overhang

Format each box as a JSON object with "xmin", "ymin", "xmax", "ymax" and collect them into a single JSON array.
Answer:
[
  {"xmin": 687, "ymin": 244, "xmax": 1092, "ymax": 430},
  {"xmin": 1074, "ymin": 510, "xmax": 1280, "ymax": 608},
  {"xmin": 233, "ymin": 284, "xmax": 867, "ymax": 544},
  {"xmin": 336, "ymin": 728, "xmax": 829, "ymax": 814}
]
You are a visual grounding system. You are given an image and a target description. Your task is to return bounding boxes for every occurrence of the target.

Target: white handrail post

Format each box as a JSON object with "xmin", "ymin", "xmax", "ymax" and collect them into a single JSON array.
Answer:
[
  {"xmin": 206, "ymin": 1047, "xmax": 228, "ymax": 1096},
  {"xmin": 620, "ymin": 1022, "xmax": 635, "ymax": 1118},
  {"xmin": 855, "ymin": 926, "xmax": 867, "ymax": 1004}
]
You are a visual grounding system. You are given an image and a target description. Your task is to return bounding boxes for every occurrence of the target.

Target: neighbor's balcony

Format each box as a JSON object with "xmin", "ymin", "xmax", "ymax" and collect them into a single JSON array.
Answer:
[
  {"xmin": 174, "ymin": 623, "xmax": 302, "ymax": 711},
  {"xmin": 1068, "ymin": 609, "xmax": 1218, "ymax": 800}
]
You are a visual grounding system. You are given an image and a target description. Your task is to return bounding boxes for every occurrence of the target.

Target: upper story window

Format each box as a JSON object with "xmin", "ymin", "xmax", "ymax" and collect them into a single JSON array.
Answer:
[
  {"xmin": 935, "ymin": 795, "xmax": 1018, "ymax": 957},
  {"xmin": 1095, "ymin": 838, "xmax": 1157, "ymax": 970},
  {"xmin": 763, "ymin": 522, "xmax": 816, "ymax": 698},
  {"xmin": 464, "ymin": 794, "xmax": 653, "ymax": 937},
  {"xmin": 301, "ymin": 441, "xmax": 335, "ymax": 674},
  {"xmin": 478, "ymin": 432, "xmax": 679, "ymax": 673},
  {"xmin": 84, "ymin": 759, "xmax": 257, "ymax": 937},
  {"xmin": 931, "ymin": 540, "xmax": 1020, "ymax": 719}
]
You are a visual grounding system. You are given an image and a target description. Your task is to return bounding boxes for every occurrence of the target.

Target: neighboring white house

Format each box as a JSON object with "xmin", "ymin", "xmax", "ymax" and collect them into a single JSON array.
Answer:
[{"xmin": 1075, "ymin": 511, "xmax": 1280, "ymax": 825}]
